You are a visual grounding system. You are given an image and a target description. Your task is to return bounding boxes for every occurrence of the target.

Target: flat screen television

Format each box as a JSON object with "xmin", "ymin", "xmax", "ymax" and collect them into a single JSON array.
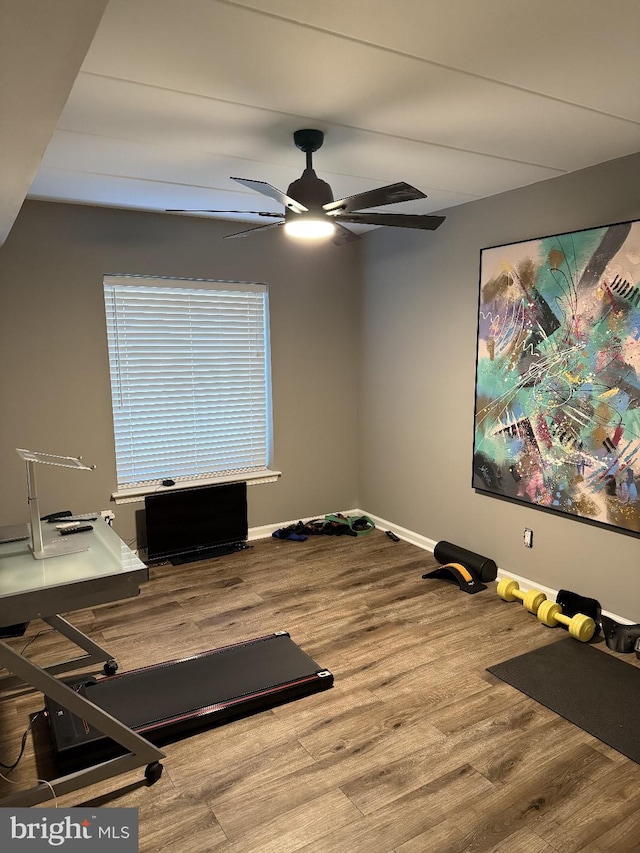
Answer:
[{"xmin": 144, "ymin": 481, "xmax": 248, "ymax": 565}]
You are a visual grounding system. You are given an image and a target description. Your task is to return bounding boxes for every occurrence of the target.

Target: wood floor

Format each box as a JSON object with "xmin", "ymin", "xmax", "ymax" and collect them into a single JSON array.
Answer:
[{"xmin": 2, "ymin": 530, "xmax": 640, "ymax": 852}]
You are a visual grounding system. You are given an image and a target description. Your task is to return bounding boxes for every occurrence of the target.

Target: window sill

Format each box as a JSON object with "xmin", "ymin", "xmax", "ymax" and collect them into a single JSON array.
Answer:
[{"xmin": 111, "ymin": 470, "xmax": 281, "ymax": 505}]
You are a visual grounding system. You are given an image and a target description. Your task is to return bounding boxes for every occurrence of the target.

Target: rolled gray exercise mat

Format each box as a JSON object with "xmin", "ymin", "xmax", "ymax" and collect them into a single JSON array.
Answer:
[{"xmin": 433, "ymin": 540, "xmax": 498, "ymax": 583}]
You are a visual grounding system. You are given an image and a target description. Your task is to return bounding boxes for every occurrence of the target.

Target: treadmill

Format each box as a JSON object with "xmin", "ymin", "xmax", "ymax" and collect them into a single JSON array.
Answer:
[{"xmin": 45, "ymin": 632, "xmax": 333, "ymax": 774}]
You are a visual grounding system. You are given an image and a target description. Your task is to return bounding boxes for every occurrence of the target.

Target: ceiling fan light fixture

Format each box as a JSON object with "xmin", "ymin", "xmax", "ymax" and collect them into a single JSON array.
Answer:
[
  {"xmin": 284, "ymin": 216, "xmax": 336, "ymax": 239},
  {"xmin": 175, "ymin": 129, "xmax": 445, "ymax": 241}
]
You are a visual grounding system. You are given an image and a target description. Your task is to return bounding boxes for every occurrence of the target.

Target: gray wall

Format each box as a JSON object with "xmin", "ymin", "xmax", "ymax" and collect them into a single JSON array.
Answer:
[
  {"xmin": 0, "ymin": 201, "xmax": 361, "ymax": 544},
  {"xmin": 358, "ymin": 152, "xmax": 640, "ymax": 620},
  {"xmin": 3, "ymin": 155, "xmax": 640, "ymax": 619}
]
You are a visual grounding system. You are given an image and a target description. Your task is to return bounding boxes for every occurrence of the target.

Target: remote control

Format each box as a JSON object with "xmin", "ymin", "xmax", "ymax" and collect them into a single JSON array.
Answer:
[
  {"xmin": 42, "ymin": 510, "xmax": 72, "ymax": 522},
  {"xmin": 385, "ymin": 530, "xmax": 400, "ymax": 542},
  {"xmin": 48, "ymin": 513, "xmax": 98, "ymax": 523},
  {"xmin": 59, "ymin": 524, "xmax": 94, "ymax": 536}
]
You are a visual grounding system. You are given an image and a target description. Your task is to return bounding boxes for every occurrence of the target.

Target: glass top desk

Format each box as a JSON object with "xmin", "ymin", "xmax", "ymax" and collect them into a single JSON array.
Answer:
[
  {"xmin": 0, "ymin": 520, "xmax": 165, "ymax": 806},
  {"xmin": 0, "ymin": 518, "xmax": 147, "ymax": 625}
]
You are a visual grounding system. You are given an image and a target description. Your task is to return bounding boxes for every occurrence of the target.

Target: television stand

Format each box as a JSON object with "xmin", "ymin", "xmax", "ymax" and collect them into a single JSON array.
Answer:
[{"xmin": 169, "ymin": 541, "xmax": 250, "ymax": 566}]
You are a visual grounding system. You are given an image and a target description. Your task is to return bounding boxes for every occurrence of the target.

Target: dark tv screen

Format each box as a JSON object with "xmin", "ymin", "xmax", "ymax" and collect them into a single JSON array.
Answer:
[{"xmin": 145, "ymin": 481, "xmax": 247, "ymax": 561}]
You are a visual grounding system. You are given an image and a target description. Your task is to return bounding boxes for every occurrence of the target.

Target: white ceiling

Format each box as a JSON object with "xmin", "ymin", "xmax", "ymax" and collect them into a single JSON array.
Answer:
[{"xmin": 3, "ymin": 0, "xmax": 640, "ymax": 245}]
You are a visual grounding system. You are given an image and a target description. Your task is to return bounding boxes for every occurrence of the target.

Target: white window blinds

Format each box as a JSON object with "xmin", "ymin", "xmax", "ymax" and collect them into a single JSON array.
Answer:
[{"xmin": 103, "ymin": 276, "xmax": 272, "ymax": 491}]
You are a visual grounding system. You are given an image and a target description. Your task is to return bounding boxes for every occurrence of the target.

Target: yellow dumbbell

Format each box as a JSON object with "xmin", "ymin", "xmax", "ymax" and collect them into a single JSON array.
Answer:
[
  {"xmin": 496, "ymin": 578, "xmax": 546, "ymax": 614},
  {"xmin": 536, "ymin": 599, "xmax": 595, "ymax": 642}
]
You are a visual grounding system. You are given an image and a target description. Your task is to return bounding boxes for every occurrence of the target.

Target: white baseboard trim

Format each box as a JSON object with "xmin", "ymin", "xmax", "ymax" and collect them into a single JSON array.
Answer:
[
  {"xmin": 349, "ymin": 509, "xmax": 438, "ymax": 552},
  {"xmin": 248, "ymin": 523, "xmax": 281, "ymax": 541},
  {"xmin": 251, "ymin": 509, "xmax": 631, "ymax": 626},
  {"xmin": 249, "ymin": 508, "xmax": 437, "ymax": 550},
  {"xmin": 491, "ymin": 567, "xmax": 632, "ymax": 625},
  {"xmin": 248, "ymin": 509, "xmax": 363, "ymax": 542},
  {"xmin": 248, "ymin": 508, "xmax": 433, "ymax": 546}
]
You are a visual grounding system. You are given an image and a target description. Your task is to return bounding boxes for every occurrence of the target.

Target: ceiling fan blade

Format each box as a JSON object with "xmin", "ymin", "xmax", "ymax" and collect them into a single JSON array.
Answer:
[
  {"xmin": 333, "ymin": 212, "xmax": 446, "ymax": 231},
  {"xmin": 231, "ymin": 177, "xmax": 308, "ymax": 214},
  {"xmin": 332, "ymin": 223, "xmax": 361, "ymax": 245},
  {"xmin": 166, "ymin": 209, "xmax": 282, "ymax": 216},
  {"xmin": 323, "ymin": 182, "xmax": 426, "ymax": 214},
  {"xmin": 223, "ymin": 221, "xmax": 284, "ymax": 240}
]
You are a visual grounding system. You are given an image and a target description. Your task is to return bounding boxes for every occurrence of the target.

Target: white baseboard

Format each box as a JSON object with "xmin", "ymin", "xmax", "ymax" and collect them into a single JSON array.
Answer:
[
  {"xmin": 490, "ymin": 566, "xmax": 632, "ymax": 625},
  {"xmin": 350, "ymin": 509, "xmax": 438, "ymax": 552},
  {"xmin": 251, "ymin": 509, "xmax": 631, "ymax": 625},
  {"xmin": 249, "ymin": 508, "xmax": 436, "ymax": 549},
  {"xmin": 248, "ymin": 508, "xmax": 364, "ymax": 541}
]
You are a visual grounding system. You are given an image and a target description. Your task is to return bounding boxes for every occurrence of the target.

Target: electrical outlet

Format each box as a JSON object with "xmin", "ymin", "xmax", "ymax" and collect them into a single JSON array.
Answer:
[
  {"xmin": 523, "ymin": 528, "xmax": 533, "ymax": 548},
  {"xmin": 100, "ymin": 510, "xmax": 116, "ymax": 526}
]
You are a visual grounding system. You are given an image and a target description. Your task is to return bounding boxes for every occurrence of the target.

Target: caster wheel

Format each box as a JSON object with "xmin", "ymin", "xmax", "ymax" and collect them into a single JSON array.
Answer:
[
  {"xmin": 103, "ymin": 659, "xmax": 119, "ymax": 676},
  {"xmin": 145, "ymin": 762, "xmax": 163, "ymax": 785}
]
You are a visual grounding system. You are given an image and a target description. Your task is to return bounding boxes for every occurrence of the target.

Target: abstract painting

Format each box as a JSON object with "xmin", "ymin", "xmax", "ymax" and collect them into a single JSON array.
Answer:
[{"xmin": 473, "ymin": 219, "xmax": 640, "ymax": 535}]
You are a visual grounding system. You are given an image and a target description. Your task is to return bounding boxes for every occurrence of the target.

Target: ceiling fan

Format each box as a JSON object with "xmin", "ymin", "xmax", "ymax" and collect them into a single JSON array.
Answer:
[{"xmin": 168, "ymin": 129, "xmax": 445, "ymax": 244}]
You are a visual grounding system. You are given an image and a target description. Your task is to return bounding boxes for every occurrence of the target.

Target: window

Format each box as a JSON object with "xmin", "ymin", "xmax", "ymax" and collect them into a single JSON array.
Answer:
[{"xmin": 103, "ymin": 275, "xmax": 275, "ymax": 500}]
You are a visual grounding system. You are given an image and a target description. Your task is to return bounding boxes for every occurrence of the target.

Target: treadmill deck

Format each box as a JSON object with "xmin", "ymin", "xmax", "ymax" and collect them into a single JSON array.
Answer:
[{"xmin": 45, "ymin": 632, "xmax": 333, "ymax": 768}]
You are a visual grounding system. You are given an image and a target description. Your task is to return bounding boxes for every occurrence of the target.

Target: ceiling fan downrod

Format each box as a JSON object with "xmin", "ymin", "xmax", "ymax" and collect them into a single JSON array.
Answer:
[
  {"xmin": 288, "ymin": 129, "xmax": 333, "ymax": 208},
  {"xmin": 293, "ymin": 128, "xmax": 325, "ymax": 171}
]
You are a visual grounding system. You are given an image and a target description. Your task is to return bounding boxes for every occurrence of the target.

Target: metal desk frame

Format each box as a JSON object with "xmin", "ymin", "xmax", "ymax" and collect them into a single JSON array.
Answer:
[{"xmin": 0, "ymin": 522, "xmax": 165, "ymax": 807}]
